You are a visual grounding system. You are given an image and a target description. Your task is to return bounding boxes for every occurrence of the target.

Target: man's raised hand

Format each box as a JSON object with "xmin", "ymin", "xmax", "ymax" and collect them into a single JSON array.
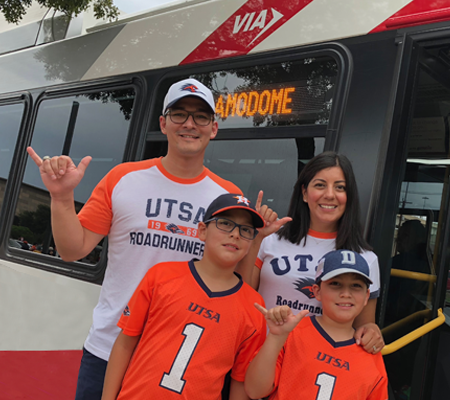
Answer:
[{"xmin": 27, "ymin": 147, "xmax": 92, "ymax": 199}]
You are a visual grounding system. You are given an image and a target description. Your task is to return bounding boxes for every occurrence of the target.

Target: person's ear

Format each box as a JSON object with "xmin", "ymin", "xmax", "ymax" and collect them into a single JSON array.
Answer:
[
  {"xmin": 210, "ymin": 120, "xmax": 218, "ymax": 140},
  {"xmin": 364, "ymin": 289, "xmax": 370, "ymax": 307},
  {"xmin": 302, "ymin": 185, "xmax": 307, "ymax": 202},
  {"xmin": 312, "ymin": 283, "xmax": 321, "ymax": 301},
  {"xmin": 198, "ymin": 222, "xmax": 207, "ymax": 242},
  {"xmin": 160, "ymin": 115, "xmax": 167, "ymax": 135}
]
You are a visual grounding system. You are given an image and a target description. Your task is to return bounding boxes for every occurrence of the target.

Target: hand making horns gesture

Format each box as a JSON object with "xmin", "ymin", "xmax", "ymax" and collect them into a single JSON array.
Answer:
[{"xmin": 27, "ymin": 147, "xmax": 92, "ymax": 199}]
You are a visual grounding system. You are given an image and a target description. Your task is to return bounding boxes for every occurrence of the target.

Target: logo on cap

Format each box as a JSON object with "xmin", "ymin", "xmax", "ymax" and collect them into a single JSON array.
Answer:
[
  {"xmin": 181, "ymin": 83, "xmax": 204, "ymax": 94},
  {"xmin": 233, "ymin": 195, "xmax": 250, "ymax": 206},
  {"xmin": 315, "ymin": 250, "xmax": 372, "ymax": 284}
]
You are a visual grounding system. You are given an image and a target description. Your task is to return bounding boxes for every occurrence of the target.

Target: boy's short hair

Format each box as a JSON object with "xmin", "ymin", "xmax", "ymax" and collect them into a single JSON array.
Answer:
[
  {"xmin": 315, "ymin": 249, "xmax": 372, "ymax": 286},
  {"xmin": 203, "ymin": 193, "xmax": 265, "ymax": 228}
]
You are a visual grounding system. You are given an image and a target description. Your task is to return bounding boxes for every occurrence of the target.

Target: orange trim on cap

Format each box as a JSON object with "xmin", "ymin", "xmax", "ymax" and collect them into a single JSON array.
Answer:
[
  {"xmin": 308, "ymin": 229, "xmax": 337, "ymax": 239},
  {"xmin": 212, "ymin": 206, "xmax": 265, "ymax": 228}
]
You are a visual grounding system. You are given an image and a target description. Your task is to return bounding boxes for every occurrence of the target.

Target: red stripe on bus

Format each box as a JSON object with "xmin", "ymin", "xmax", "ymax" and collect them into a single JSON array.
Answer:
[
  {"xmin": 181, "ymin": 0, "xmax": 314, "ymax": 65},
  {"xmin": 370, "ymin": 0, "xmax": 450, "ymax": 33},
  {"xmin": 0, "ymin": 350, "xmax": 82, "ymax": 399}
]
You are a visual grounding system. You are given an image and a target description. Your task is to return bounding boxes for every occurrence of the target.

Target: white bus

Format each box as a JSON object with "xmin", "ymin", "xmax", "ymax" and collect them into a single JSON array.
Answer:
[{"xmin": 1, "ymin": 1, "xmax": 450, "ymax": 398}]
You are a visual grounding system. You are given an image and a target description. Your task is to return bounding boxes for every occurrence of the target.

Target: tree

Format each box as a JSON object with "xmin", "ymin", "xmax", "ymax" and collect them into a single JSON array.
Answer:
[{"xmin": 0, "ymin": 0, "xmax": 119, "ymax": 24}]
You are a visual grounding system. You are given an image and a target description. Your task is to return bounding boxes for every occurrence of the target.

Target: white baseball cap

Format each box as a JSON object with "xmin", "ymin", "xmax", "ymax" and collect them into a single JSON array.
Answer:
[{"xmin": 162, "ymin": 78, "xmax": 215, "ymax": 114}]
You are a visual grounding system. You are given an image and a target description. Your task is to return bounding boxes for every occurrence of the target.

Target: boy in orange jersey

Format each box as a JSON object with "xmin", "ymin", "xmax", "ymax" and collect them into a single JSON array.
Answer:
[
  {"xmin": 245, "ymin": 249, "xmax": 388, "ymax": 400},
  {"xmin": 101, "ymin": 193, "xmax": 267, "ymax": 400}
]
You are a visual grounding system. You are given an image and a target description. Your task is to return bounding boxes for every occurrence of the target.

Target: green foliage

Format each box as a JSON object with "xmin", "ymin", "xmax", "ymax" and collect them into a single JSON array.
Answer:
[
  {"xmin": 11, "ymin": 225, "xmax": 34, "ymax": 243},
  {"xmin": 0, "ymin": 0, "xmax": 119, "ymax": 24},
  {"xmin": 14, "ymin": 204, "xmax": 51, "ymax": 243}
]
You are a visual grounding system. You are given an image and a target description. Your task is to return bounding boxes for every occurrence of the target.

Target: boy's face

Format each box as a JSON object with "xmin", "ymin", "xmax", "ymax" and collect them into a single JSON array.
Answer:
[
  {"xmin": 198, "ymin": 209, "xmax": 254, "ymax": 267},
  {"xmin": 312, "ymin": 273, "xmax": 369, "ymax": 324}
]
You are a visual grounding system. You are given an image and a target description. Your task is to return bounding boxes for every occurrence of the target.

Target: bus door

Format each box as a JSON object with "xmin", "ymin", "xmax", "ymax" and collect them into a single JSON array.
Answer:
[{"xmin": 375, "ymin": 39, "xmax": 450, "ymax": 400}]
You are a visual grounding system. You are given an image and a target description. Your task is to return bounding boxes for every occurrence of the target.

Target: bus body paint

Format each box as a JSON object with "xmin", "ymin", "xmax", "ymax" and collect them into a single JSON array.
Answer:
[{"xmin": 181, "ymin": 0, "xmax": 314, "ymax": 64}]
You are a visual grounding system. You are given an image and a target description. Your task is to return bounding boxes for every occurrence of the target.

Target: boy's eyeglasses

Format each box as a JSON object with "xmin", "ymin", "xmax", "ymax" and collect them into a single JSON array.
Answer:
[
  {"xmin": 204, "ymin": 217, "xmax": 258, "ymax": 240},
  {"xmin": 166, "ymin": 110, "xmax": 213, "ymax": 126}
]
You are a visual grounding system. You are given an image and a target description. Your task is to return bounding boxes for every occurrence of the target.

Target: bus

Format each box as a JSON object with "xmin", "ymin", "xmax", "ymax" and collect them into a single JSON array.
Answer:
[{"xmin": 1, "ymin": 0, "xmax": 450, "ymax": 398}]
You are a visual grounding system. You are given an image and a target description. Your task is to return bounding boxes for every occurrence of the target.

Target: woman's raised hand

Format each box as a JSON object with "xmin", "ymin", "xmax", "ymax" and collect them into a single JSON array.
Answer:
[{"xmin": 255, "ymin": 190, "xmax": 292, "ymax": 238}]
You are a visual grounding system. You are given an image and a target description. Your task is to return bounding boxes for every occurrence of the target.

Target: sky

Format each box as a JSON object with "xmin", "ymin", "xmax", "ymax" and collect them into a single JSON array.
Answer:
[{"xmin": 113, "ymin": 0, "xmax": 180, "ymax": 14}]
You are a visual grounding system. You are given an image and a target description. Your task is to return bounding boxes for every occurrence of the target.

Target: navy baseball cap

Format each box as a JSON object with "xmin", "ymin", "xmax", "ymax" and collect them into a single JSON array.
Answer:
[
  {"xmin": 315, "ymin": 250, "xmax": 372, "ymax": 284},
  {"xmin": 163, "ymin": 78, "xmax": 215, "ymax": 114},
  {"xmin": 204, "ymin": 194, "xmax": 265, "ymax": 229}
]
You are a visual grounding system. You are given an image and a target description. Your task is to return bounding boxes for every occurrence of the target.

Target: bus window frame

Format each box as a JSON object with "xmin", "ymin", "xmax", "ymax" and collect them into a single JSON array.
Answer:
[
  {"xmin": 145, "ymin": 42, "xmax": 352, "ymax": 150},
  {"xmin": 0, "ymin": 92, "xmax": 32, "ymax": 257},
  {"xmin": 367, "ymin": 31, "xmax": 450, "ymax": 400},
  {"xmin": 0, "ymin": 77, "xmax": 146, "ymax": 284}
]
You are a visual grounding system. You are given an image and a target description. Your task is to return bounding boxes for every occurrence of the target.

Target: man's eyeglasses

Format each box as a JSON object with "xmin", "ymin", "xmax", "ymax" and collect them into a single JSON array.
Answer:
[
  {"xmin": 166, "ymin": 110, "xmax": 213, "ymax": 126},
  {"xmin": 204, "ymin": 217, "xmax": 258, "ymax": 240}
]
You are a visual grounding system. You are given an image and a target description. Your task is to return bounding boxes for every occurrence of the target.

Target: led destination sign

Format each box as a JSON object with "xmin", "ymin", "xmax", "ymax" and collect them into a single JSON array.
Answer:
[
  {"xmin": 215, "ymin": 87, "xmax": 296, "ymax": 118},
  {"xmin": 182, "ymin": 57, "xmax": 338, "ymax": 129}
]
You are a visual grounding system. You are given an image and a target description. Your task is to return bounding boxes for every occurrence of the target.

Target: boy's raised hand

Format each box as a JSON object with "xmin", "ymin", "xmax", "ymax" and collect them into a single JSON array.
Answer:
[
  {"xmin": 255, "ymin": 303, "xmax": 308, "ymax": 336},
  {"xmin": 27, "ymin": 146, "xmax": 92, "ymax": 199},
  {"xmin": 255, "ymin": 190, "xmax": 292, "ymax": 238}
]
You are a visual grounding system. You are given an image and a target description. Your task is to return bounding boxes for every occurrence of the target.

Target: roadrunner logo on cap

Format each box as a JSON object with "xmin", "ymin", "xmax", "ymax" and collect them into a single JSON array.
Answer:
[{"xmin": 180, "ymin": 83, "xmax": 205, "ymax": 94}]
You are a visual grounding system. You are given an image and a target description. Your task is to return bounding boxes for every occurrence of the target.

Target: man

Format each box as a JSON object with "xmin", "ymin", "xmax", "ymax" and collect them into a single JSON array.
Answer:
[{"xmin": 27, "ymin": 78, "xmax": 242, "ymax": 400}]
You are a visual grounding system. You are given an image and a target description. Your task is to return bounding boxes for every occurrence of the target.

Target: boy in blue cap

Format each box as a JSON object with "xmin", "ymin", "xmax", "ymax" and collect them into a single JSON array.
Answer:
[{"xmin": 245, "ymin": 249, "xmax": 388, "ymax": 400}]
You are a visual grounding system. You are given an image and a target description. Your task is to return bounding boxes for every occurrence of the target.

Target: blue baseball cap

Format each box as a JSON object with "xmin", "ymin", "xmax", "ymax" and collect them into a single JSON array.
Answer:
[
  {"xmin": 204, "ymin": 193, "xmax": 265, "ymax": 229},
  {"xmin": 315, "ymin": 250, "xmax": 372, "ymax": 284}
]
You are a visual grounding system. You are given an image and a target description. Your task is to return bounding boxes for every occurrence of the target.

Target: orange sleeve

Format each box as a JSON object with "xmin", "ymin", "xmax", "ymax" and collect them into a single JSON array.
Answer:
[
  {"xmin": 367, "ymin": 355, "xmax": 389, "ymax": 400},
  {"xmin": 204, "ymin": 169, "xmax": 242, "ymax": 195},
  {"xmin": 255, "ymin": 257, "xmax": 263, "ymax": 270},
  {"xmin": 231, "ymin": 296, "xmax": 267, "ymax": 382},
  {"xmin": 118, "ymin": 269, "xmax": 154, "ymax": 336},
  {"xmin": 78, "ymin": 159, "xmax": 158, "ymax": 235}
]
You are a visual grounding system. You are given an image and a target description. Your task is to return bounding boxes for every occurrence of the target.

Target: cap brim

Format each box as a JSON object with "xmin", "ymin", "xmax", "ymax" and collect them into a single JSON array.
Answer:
[
  {"xmin": 165, "ymin": 93, "xmax": 215, "ymax": 114},
  {"xmin": 319, "ymin": 268, "xmax": 373, "ymax": 284},
  {"xmin": 212, "ymin": 206, "xmax": 265, "ymax": 228}
]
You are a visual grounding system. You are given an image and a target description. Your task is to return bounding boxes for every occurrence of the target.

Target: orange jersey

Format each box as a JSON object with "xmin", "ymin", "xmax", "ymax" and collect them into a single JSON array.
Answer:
[
  {"xmin": 270, "ymin": 316, "xmax": 388, "ymax": 400},
  {"xmin": 117, "ymin": 260, "xmax": 266, "ymax": 399}
]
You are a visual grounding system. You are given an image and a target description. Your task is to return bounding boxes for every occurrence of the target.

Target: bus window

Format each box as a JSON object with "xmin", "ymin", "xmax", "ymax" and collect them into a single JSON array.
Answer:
[
  {"xmin": 0, "ymin": 103, "xmax": 23, "ymax": 211},
  {"xmin": 204, "ymin": 137, "xmax": 325, "ymax": 216},
  {"xmin": 9, "ymin": 88, "xmax": 135, "ymax": 265}
]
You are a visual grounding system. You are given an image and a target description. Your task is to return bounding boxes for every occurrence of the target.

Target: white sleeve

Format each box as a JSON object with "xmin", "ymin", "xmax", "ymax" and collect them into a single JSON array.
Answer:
[{"xmin": 363, "ymin": 251, "xmax": 380, "ymax": 299}]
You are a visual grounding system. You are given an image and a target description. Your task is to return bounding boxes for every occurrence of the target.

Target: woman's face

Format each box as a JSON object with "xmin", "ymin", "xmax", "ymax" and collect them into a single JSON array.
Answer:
[{"xmin": 302, "ymin": 166, "xmax": 347, "ymax": 233}]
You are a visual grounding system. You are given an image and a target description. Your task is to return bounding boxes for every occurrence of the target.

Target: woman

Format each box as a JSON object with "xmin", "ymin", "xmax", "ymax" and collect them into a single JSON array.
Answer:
[{"xmin": 237, "ymin": 151, "xmax": 384, "ymax": 353}]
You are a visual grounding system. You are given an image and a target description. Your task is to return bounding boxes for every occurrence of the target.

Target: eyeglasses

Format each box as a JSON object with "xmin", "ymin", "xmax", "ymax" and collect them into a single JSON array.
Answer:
[
  {"xmin": 204, "ymin": 217, "xmax": 258, "ymax": 240},
  {"xmin": 166, "ymin": 110, "xmax": 213, "ymax": 126}
]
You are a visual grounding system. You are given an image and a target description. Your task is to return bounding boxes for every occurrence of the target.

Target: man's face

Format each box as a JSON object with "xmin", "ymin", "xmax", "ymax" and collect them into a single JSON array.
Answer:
[{"xmin": 160, "ymin": 97, "xmax": 218, "ymax": 159}]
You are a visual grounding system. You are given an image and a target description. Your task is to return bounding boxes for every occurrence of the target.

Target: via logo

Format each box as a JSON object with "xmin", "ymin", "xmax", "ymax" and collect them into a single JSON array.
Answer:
[{"xmin": 233, "ymin": 8, "xmax": 283, "ymax": 46}]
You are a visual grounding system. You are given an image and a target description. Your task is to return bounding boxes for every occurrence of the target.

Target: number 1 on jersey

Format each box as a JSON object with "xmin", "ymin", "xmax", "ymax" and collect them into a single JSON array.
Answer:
[
  {"xmin": 315, "ymin": 372, "xmax": 336, "ymax": 400},
  {"xmin": 160, "ymin": 323, "xmax": 204, "ymax": 393}
]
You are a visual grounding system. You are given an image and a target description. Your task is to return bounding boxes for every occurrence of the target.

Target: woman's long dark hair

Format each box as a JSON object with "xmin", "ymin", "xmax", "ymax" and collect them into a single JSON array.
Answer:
[{"xmin": 277, "ymin": 151, "xmax": 372, "ymax": 252}]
